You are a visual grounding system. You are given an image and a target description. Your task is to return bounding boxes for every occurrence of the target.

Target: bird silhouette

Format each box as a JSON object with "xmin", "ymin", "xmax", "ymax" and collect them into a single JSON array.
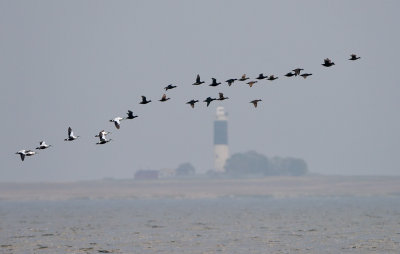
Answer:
[
  {"xmin": 15, "ymin": 150, "xmax": 37, "ymax": 161},
  {"xmin": 238, "ymin": 74, "xmax": 249, "ymax": 81},
  {"xmin": 164, "ymin": 84, "xmax": 177, "ymax": 91},
  {"xmin": 209, "ymin": 78, "xmax": 221, "ymax": 87},
  {"xmin": 96, "ymin": 130, "xmax": 112, "ymax": 145},
  {"xmin": 204, "ymin": 97, "xmax": 216, "ymax": 107},
  {"xmin": 292, "ymin": 68, "xmax": 304, "ymax": 76},
  {"xmin": 140, "ymin": 96, "xmax": 151, "ymax": 104},
  {"xmin": 256, "ymin": 73, "xmax": 268, "ymax": 80},
  {"xmin": 125, "ymin": 110, "xmax": 138, "ymax": 120},
  {"xmin": 247, "ymin": 81, "xmax": 258, "ymax": 87},
  {"xmin": 349, "ymin": 54, "xmax": 360, "ymax": 61},
  {"xmin": 16, "ymin": 150, "xmax": 27, "ymax": 161},
  {"xmin": 322, "ymin": 58, "xmax": 335, "ymax": 67},
  {"xmin": 250, "ymin": 99, "xmax": 262, "ymax": 108},
  {"xmin": 218, "ymin": 93, "xmax": 229, "ymax": 101},
  {"xmin": 186, "ymin": 99, "xmax": 199, "ymax": 108},
  {"xmin": 225, "ymin": 78, "xmax": 237, "ymax": 86},
  {"xmin": 267, "ymin": 75, "xmax": 278, "ymax": 81},
  {"xmin": 192, "ymin": 74, "xmax": 205, "ymax": 85},
  {"xmin": 109, "ymin": 117, "xmax": 124, "ymax": 129},
  {"xmin": 64, "ymin": 127, "xmax": 79, "ymax": 141},
  {"xmin": 300, "ymin": 73, "xmax": 313, "ymax": 79},
  {"xmin": 36, "ymin": 141, "xmax": 51, "ymax": 150},
  {"xmin": 159, "ymin": 94, "xmax": 170, "ymax": 102}
]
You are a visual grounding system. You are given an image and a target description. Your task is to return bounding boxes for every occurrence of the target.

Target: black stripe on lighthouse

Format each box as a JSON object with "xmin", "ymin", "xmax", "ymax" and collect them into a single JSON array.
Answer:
[{"xmin": 214, "ymin": 120, "xmax": 228, "ymax": 145}]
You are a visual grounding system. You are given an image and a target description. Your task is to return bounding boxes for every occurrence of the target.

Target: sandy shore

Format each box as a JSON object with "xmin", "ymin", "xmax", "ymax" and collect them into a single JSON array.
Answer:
[{"xmin": 1, "ymin": 175, "xmax": 400, "ymax": 201}]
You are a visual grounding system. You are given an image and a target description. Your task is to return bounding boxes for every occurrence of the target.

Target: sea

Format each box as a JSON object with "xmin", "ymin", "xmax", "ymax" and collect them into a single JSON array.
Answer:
[{"xmin": 1, "ymin": 196, "xmax": 400, "ymax": 254}]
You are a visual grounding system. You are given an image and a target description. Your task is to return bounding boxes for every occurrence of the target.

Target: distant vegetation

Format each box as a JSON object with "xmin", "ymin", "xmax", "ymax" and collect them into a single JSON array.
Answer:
[
  {"xmin": 176, "ymin": 162, "xmax": 196, "ymax": 176},
  {"xmin": 224, "ymin": 151, "xmax": 308, "ymax": 176}
]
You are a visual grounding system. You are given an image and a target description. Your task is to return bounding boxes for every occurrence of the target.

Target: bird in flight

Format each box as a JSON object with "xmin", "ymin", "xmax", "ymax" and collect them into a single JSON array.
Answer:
[
  {"xmin": 159, "ymin": 94, "xmax": 170, "ymax": 102},
  {"xmin": 267, "ymin": 75, "xmax": 278, "ymax": 81},
  {"xmin": 140, "ymin": 96, "xmax": 151, "ymax": 104},
  {"xmin": 36, "ymin": 141, "xmax": 51, "ymax": 150},
  {"xmin": 192, "ymin": 74, "xmax": 205, "ymax": 85},
  {"xmin": 247, "ymin": 81, "xmax": 258, "ymax": 87},
  {"xmin": 322, "ymin": 58, "xmax": 335, "ymax": 67},
  {"xmin": 292, "ymin": 68, "xmax": 304, "ymax": 76},
  {"xmin": 300, "ymin": 73, "xmax": 313, "ymax": 79},
  {"xmin": 225, "ymin": 78, "xmax": 237, "ymax": 86},
  {"xmin": 164, "ymin": 84, "xmax": 177, "ymax": 91},
  {"xmin": 186, "ymin": 99, "xmax": 199, "ymax": 108},
  {"xmin": 285, "ymin": 72, "xmax": 295, "ymax": 77},
  {"xmin": 209, "ymin": 78, "xmax": 221, "ymax": 87},
  {"xmin": 96, "ymin": 130, "xmax": 112, "ymax": 145},
  {"xmin": 349, "ymin": 54, "xmax": 360, "ymax": 61},
  {"xmin": 109, "ymin": 117, "xmax": 124, "ymax": 129},
  {"xmin": 218, "ymin": 93, "xmax": 229, "ymax": 101},
  {"xmin": 238, "ymin": 74, "xmax": 249, "ymax": 81},
  {"xmin": 250, "ymin": 99, "xmax": 262, "ymax": 108},
  {"xmin": 64, "ymin": 127, "xmax": 79, "ymax": 141},
  {"xmin": 125, "ymin": 110, "xmax": 138, "ymax": 120},
  {"xmin": 15, "ymin": 150, "xmax": 37, "ymax": 161},
  {"xmin": 204, "ymin": 97, "xmax": 216, "ymax": 107},
  {"xmin": 256, "ymin": 73, "xmax": 268, "ymax": 80}
]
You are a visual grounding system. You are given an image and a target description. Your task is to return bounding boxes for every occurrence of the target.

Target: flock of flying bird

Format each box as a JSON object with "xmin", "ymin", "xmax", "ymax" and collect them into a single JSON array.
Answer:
[{"xmin": 15, "ymin": 55, "xmax": 361, "ymax": 161}]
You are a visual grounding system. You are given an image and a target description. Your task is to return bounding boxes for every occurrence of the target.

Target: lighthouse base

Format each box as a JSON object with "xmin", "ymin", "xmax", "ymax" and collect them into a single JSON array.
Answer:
[{"xmin": 214, "ymin": 145, "xmax": 229, "ymax": 173}]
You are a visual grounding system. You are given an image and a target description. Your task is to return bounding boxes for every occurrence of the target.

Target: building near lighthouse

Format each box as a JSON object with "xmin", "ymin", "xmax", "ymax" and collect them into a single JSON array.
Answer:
[{"xmin": 214, "ymin": 107, "xmax": 229, "ymax": 172}]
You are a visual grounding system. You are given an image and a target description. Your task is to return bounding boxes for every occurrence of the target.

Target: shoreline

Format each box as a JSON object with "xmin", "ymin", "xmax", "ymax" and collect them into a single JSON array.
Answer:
[{"xmin": 1, "ymin": 175, "xmax": 400, "ymax": 201}]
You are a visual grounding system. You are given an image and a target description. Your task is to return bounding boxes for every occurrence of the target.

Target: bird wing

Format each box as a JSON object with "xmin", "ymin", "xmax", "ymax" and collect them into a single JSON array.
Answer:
[
  {"xmin": 241, "ymin": 74, "xmax": 246, "ymax": 79},
  {"xmin": 114, "ymin": 121, "xmax": 120, "ymax": 129},
  {"xmin": 20, "ymin": 153, "xmax": 25, "ymax": 161},
  {"xmin": 40, "ymin": 141, "xmax": 44, "ymax": 145},
  {"xmin": 196, "ymin": 74, "xmax": 200, "ymax": 83},
  {"xmin": 141, "ymin": 96, "xmax": 146, "ymax": 102},
  {"xmin": 161, "ymin": 94, "xmax": 167, "ymax": 100},
  {"xmin": 68, "ymin": 127, "xmax": 72, "ymax": 137},
  {"xmin": 190, "ymin": 103, "xmax": 195, "ymax": 108},
  {"xmin": 219, "ymin": 93, "xmax": 223, "ymax": 99}
]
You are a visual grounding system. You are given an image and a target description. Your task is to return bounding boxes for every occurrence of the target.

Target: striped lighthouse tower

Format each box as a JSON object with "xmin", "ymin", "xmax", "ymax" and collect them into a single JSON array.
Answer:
[{"xmin": 214, "ymin": 107, "xmax": 229, "ymax": 172}]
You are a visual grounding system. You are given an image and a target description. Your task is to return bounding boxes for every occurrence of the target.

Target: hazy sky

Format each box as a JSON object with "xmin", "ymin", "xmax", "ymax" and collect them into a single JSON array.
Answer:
[{"xmin": 1, "ymin": 1, "xmax": 400, "ymax": 182}]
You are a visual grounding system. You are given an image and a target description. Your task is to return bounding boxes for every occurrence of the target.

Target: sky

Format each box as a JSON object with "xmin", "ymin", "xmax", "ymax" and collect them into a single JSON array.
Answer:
[{"xmin": 1, "ymin": 0, "xmax": 399, "ymax": 182}]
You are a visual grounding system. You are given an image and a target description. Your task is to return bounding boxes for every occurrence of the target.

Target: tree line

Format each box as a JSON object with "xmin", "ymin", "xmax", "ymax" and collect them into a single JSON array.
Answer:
[{"xmin": 224, "ymin": 151, "xmax": 308, "ymax": 176}]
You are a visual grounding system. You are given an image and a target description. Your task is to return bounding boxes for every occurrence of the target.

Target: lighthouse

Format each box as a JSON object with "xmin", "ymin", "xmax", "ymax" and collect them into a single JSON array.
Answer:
[{"xmin": 214, "ymin": 107, "xmax": 229, "ymax": 172}]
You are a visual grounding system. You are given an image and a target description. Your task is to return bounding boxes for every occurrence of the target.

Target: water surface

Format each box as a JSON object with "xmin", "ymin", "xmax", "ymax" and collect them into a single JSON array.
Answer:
[{"xmin": 1, "ymin": 197, "xmax": 400, "ymax": 253}]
